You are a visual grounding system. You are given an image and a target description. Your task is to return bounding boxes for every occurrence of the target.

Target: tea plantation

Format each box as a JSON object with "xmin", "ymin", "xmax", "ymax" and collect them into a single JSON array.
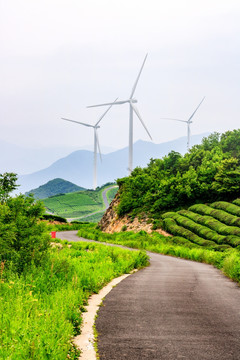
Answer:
[{"xmin": 162, "ymin": 200, "xmax": 240, "ymax": 250}]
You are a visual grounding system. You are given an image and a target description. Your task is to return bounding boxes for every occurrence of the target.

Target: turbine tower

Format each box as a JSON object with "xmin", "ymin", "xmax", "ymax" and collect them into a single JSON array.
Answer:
[
  {"xmin": 161, "ymin": 97, "xmax": 205, "ymax": 151},
  {"xmin": 61, "ymin": 100, "xmax": 117, "ymax": 190},
  {"xmin": 87, "ymin": 54, "xmax": 152, "ymax": 175}
]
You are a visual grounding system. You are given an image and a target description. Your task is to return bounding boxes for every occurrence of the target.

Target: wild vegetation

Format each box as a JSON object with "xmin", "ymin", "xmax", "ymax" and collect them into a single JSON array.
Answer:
[
  {"xmin": 116, "ymin": 129, "xmax": 240, "ymax": 218},
  {"xmin": 77, "ymin": 223, "xmax": 240, "ymax": 283},
  {"xmin": 0, "ymin": 241, "xmax": 148, "ymax": 359},
  {"xmin": 43, "ymin": 183, "xmax": 118, "ymax": 219},
  {"xmin": 0, "ymin": 175, "xmax": 148, "ymax": 359}
]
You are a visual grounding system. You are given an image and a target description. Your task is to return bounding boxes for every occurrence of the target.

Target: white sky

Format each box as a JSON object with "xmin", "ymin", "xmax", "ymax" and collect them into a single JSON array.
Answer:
[{"xmin": 1, "ymin": 0, "xmax": 240, "ymax": 151}]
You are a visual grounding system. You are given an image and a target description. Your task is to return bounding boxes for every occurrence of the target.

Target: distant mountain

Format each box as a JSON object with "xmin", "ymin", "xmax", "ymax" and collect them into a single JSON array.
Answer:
[
  {"xmin": 18, "ymin": 133, "xmax": 210, "ymax": 194},
  {"xmin": 0, "ymin": 139, "xmax": 81, "ymax": 174},
  {"xmin": 25, "ymin": 178, "xmax": 85, "ymax": 199},
  {"xmin": 0, "ymin": 139, "xmax": 116, "ymax": 175}
]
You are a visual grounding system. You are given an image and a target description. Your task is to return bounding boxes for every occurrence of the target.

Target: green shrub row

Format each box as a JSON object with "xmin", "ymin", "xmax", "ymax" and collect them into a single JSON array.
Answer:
[
  {"xmin": 189, "ymin": 204, "xmax": 240, "ymax": 227},
  {"xmin": 178, "ymin": 210, "xmax": 240, "ymax": 247},
  {"xmin": 232, "ymin": 198, "xmax": 240, "ymax": 207},
  {"xmin": 211, "ymin": 201, "xmax": 240, "ymax": 217},
  {"xmin": 162, "ymin": 217, "xmax": 228, "ymax": 250},
  {"xmin": 162, "ymin": 212, "xmax": 229, "ymax": 245}
]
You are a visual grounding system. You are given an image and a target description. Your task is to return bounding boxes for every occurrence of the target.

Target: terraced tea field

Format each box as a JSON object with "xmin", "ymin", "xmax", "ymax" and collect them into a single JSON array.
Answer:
[
  {"xmin": 162, "ymin": 199, "xmax": 240, "ymax": 251},
  {"xmin": 43, "ymin": 184, "xmax": 118, "ymax": 219}
]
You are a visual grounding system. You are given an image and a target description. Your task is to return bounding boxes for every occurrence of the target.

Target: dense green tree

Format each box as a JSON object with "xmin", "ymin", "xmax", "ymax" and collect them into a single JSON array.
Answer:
[
  {"xmin": 0, "ymin": 173, "xmax": 18, "ymax": 203},
  {"xmin": 116, "ymin": 129, "xmax": 240, "ymax": 218},
  {"xmin": 0, "ymin": 193, "xmax": 50, "ymax": 273}
]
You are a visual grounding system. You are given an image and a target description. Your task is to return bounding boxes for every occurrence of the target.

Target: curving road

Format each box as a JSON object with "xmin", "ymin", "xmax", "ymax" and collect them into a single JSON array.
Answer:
[{"xmin": 57, "ymin": 231, "xmax": 240, "ymax": 360}]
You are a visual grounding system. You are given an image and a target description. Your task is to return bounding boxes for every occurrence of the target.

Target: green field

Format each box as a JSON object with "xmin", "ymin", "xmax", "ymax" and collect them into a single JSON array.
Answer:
[{"xmin": 43, "ymin": 184, "xmax": 118, "ymax": 219}]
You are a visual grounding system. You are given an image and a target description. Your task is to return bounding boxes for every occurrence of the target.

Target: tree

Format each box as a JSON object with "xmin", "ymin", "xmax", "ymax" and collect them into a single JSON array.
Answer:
[
  {"xmin": 212, "ymin": 158, "xmax": 240, "ymax": 197},
  {"xmin": 0, "ymin": 173, "xmax": 18, "ymax": 203},
  {"xmin": 0, "ymin": 194, "xmax": 50, "ymax": 273}
]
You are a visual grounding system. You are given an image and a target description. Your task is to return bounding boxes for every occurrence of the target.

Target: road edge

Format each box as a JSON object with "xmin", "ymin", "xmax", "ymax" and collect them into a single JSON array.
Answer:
[{"xmin": 75, "ymin": 272, "xmax": 132, "ymax": 360}]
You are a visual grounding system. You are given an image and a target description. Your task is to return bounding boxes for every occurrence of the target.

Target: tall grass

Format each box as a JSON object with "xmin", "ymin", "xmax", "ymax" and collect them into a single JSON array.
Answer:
[{"xmin": 0, "ymin": 242, "xmax": 148, "ymax": 359}]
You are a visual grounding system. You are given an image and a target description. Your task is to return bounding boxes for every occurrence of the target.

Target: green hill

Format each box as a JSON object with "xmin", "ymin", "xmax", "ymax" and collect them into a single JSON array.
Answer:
[
  {"xmin": 26, "ymin": 178, "xmax": 85, "ymax": 199},
  {"xmin": 116, "ymin": 129, "xmax": 240, "ymax": 219},
  {"xmin": 43, "ymin": 183, "xmax": 118, "ymax": 220}
]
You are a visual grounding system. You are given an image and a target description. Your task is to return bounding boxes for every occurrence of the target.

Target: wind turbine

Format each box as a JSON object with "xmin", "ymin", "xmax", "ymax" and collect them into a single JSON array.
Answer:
[
  {"xmin": 161, "ymin": 97, "xmax": 205, "ymax": 151},
  {"xmin": 87, "ymin": 54, "xmax": 152, "ymax": 175},
  {"xmin": 61, "ymin": 99, "xmax": 117, "ymax": 190}
]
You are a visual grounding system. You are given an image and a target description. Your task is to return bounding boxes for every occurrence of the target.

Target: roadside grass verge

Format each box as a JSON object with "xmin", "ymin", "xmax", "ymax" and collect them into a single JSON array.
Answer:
[
  {"xmin": 76, "ymin": 223, "xmax": 240, "ymax": 284},
  {"xmin": 0, "ymin": 242, "xmax": 148, "ymax": 360}
]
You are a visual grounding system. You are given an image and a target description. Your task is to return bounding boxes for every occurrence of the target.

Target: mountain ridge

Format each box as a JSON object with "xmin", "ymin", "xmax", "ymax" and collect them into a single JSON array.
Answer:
[
  {"xmin": 25, "ymin": 178, "xmax": 85, "ymax": 199},
  {"xmin": 17, "ymin": 133, "xmax": 210, "ymax": 193}
]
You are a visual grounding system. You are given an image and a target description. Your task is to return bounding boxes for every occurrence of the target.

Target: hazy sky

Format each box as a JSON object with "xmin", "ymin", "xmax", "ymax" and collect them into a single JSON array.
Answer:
[{"xmin": 1, "ymin": 0, "xmax": 240, "ymax": 152}]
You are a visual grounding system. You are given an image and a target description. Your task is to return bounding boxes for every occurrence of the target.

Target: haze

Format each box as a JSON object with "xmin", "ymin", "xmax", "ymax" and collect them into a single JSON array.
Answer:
[{"xmin": 1, "ymin": 0, "xmax": 240, "ymax": 152}]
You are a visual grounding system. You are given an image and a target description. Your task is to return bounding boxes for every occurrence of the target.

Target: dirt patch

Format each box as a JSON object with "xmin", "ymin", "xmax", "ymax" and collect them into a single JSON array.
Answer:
[{"xmin": 98, "ymin": 194, "xmax": 171, "ymax": 236}]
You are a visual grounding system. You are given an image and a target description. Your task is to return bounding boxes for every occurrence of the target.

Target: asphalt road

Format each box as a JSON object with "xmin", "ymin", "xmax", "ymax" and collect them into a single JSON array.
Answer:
[
  {"xmin": 57, "ymin": 231, "xmax": 240, "ymax": 360},
  {"xmin": 102, "ymin": 185, "xmax": 118, "ymax": 209}
]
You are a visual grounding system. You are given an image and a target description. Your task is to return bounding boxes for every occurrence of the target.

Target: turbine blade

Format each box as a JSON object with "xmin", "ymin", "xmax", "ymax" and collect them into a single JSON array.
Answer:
[
  {"xmin": 130, "ymin": 54, "xmax": 148, "ymax": 99},
  {"xmin": 188, "ymin": 96, "xmax": 205, "ymax": 122},
  {"xmin": 87, "ymin": 100, "xmax": 127, "ymax": 108},
  {"xmin": 131, "ymin": 103, "xmax": 152, "ymax": 140},
  {"xmin": 61, "ymin": 118, "xmax": 93, "ymax": 127},
  {"xmin": 160, "ymin": 118, "xmax": 187, "ymax": 123},
  {"xmin": 96, "ymin": 130, "xmax": 102, "ymax": 161},
  {"xmin": 95, "ymin": 97, "xmax": 118, "ymax": 126}
]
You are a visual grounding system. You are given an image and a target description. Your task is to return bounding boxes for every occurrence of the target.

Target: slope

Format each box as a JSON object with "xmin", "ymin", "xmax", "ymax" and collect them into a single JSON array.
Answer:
[
  {"xmin": 25, "ymin": 178, "xmax": 85, "ymax": 199},
  {"xmin": 43, "ymin": 184, "xmax": 118, "ymax": 219}
]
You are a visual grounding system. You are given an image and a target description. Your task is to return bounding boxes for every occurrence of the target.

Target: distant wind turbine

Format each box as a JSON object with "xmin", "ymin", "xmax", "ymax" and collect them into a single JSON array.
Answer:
[
  {"xmin": 61, "ymin": 99, "xmax": 117, "ymax": 190},
  {"xmin": 87, "ymin": 54, "xmax": 152, "ymax": 175},
  {"xmin": 161, "ymin": 97, "xmax": 205, "ymax": 151}
]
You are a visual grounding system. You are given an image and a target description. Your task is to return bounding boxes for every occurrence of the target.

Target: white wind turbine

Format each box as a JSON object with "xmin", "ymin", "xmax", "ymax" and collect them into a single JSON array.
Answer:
[
  {"xmin": 161, "ymin": 97, "xmax": 205, "ymax": 151},
  {"xmin": 61, "ymin": 100, "xmax": 117, "ymax": 190},
  {"xmin": 87, "ymin": 54, "xmax": 152, "ymax": 175}
]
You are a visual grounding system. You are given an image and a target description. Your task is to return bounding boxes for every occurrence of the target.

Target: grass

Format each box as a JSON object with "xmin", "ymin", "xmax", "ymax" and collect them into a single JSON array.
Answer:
[
  {"xmin": 0, "ymin": 241, "xmax": 148, "ymax": 359},
  {"xmin": 43, "ymin": 184, "xmax": 118, "ymax": 219},
  {"xmin": 76, "ymin": 223, "xmax": 240, "ymax": 284},
  {"xmin": 106, "ymin": 187, "xmax": 118, "ymax": 203}
]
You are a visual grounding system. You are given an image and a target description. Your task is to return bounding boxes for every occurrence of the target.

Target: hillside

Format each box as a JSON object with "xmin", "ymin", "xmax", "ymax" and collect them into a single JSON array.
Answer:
[
  {"xmin": 25, "ymin": 178, "xmax": 85, "ymax": 199},
  {"xmin": 43, "ymin": 183, "xmax": 118, "ymax": 220},
  {"xmin": 17, "ymin": 133, "xmax": 209, "ymax": 193},
  {"xmin": 112, "ymin": 129, "xmax": 240, "ymax": 220}
]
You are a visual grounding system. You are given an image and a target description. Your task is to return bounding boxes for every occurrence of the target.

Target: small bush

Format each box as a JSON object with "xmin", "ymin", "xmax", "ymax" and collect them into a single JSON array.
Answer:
[{"xmin": 41, "ymin": 214, "xmax": 67, "ymax": 223}]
